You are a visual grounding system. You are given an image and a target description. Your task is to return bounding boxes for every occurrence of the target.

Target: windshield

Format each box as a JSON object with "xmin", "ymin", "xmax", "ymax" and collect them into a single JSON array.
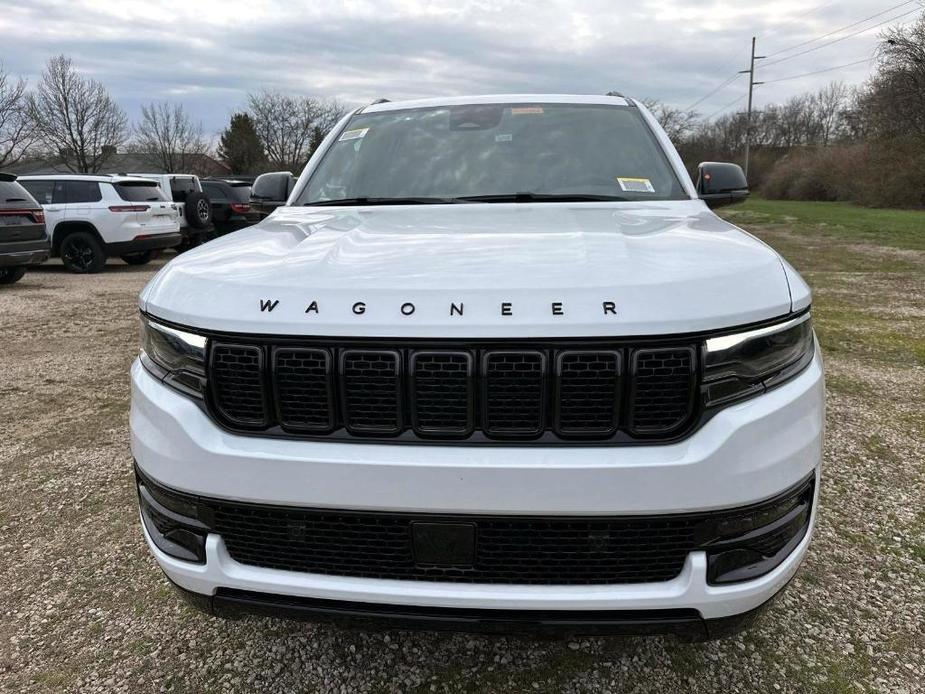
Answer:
[{"xmin": 297, "ymin": 103, "xmax": 687, "ymax": 205}]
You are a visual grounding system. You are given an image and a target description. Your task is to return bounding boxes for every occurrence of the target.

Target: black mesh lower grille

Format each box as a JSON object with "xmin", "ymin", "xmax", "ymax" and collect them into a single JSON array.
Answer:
[
  {"xmin": 209, "ymin": 504, "xmax": 699, "ymax": 584},
  {"xmin": 629, "ymin": 348, "xmax": 695, "ymax": 434}
]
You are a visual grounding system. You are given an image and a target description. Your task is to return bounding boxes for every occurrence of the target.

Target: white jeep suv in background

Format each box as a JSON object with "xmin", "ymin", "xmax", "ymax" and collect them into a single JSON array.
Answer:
[
  {"xmin": 18, "ymin": 174, "xmax": 181, "ymax": 273},
  {"xmin": 131, "ymin": 94, "xmax": 824, "ymax": 640}
]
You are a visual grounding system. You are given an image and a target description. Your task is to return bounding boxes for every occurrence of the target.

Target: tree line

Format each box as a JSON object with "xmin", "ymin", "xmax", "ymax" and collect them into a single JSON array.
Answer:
[
  {"xmin": 644, "ymin": 10, "xmax": 925, "ymax": 207},
  {"xmin": 0, "ymin": 55, "xmax": 346, "ymax": 176}
]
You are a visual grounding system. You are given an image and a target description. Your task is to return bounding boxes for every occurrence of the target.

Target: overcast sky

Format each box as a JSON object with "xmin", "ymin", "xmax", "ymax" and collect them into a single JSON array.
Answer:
[{"xmin": 0, "ymin": 0, "xmax": 918, "ymax": 134}]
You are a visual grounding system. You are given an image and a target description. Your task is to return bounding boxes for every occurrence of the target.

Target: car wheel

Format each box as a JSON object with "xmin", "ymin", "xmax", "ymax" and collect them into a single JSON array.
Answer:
[
  {"xmin": 60, "ymin": 232, "xmax": 106, "ymax": 273},
  {"xmin": 120, "ymin": 251, "xmax": 155, "ymax": 266},
  {"xmin": 0, "ymin": 266, "xmax": 27, "ymax": 285},
  {"xmin": 184, "ymin": 192, "xmax": 213, "ymax": 229}
]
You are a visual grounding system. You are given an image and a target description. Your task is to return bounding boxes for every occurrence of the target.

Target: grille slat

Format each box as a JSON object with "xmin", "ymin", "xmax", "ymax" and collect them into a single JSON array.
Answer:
[
  {"xmin": 274, "ymin": 348, "xmax": 333, "ymax": 432},
  {"xmin": 555, "ymin": 350, "xmax": 621, "ymax": 436},
  {"xmin": 483, "ymin": 351, "xmax": 546, "ymax": 437},
  {"xmin": 629, "ymin": 348, "xmax": 696, "ymax": 435},
  {"xmin": 341, "ymin": 350, "xmax": 402, "ymax": 435},
  {"xmin": 208, "ymin": 341, "xmax": 699, "ymax": 442},
  {"xmin": 210, "ymin": 344, "xmax": 267, "ymax": 426},
  {"xmin": 411, "ymin": 351, "xmax": 473, "ymax": 435}
]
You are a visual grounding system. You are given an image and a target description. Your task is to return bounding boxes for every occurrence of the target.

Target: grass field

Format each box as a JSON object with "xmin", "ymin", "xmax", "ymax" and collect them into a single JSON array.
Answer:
[
  {"xmin": 726, "ymin": 198, "xmax": 925, "ymax": 251},
  {"xmin": 0, "ymin": 200, "xmax": 922, "ymax": 693}
]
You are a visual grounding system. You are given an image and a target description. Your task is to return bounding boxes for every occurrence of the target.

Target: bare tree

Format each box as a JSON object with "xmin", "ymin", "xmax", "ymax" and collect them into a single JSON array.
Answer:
[
  {"xmin": 864, "ymin": 12, "xmax": 925, "ymax": 139},
  {"xmin": 27, "ymin": 55, "xmax": 128, "ymax": 173},
  {"xmin": 248, "ymin": 90, "xmax": 346, "ymax": 171},
  {"xmin": 133, "ymin": 101, "xmax": 209, "ymax": 173},
  {"xmin": 0, "ymin": 65, "xmax": 33, "ymax": 168},
  {"xmin": 811, "ymin": 82, "xmax": 850, "ymax": 145},
  {"xmin": 638, "ymin": 98, "xmax": 699, "ymax": 144}
]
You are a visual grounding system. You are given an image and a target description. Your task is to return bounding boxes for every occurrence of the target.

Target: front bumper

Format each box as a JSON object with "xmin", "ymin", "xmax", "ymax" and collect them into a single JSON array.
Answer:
[{"xmin": 131, "ymin": 349, "xmax": 824, "ymax": 627}]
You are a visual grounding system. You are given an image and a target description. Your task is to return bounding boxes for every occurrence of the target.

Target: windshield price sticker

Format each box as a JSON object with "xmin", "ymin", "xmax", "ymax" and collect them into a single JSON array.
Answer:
[
  {"xmin": 339, "ymin": 128, "xmax": 369, "ymax": 141},
  {"xmin": 616, "ymin": 177, "xmax": 655, "ymax": 193}
]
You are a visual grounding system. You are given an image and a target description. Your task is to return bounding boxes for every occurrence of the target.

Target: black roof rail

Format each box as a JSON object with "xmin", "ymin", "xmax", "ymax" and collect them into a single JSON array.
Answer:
[
  {"xmin": 0, "ymin": 172, "xmax": 16, "ymax": 182},
  {"xmin": 369, "ymin": 98, "xmax": 390, "ymax": 105}
]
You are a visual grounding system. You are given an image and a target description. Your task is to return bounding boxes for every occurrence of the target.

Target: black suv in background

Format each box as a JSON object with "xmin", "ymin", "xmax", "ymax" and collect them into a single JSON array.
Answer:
[
  {"xmin": 200, "ymin": 179, "xmax": 261, "ymax": 235},
  {"xmin": 0, "ymin": 173, "xmax": 50, "ymax": 285}
]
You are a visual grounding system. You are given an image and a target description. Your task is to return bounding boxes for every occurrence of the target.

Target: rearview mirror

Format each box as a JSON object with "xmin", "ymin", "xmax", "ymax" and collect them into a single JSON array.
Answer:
[{"xmin": 697, "ymin": 162, "xmax": 749, "ymax": 209}]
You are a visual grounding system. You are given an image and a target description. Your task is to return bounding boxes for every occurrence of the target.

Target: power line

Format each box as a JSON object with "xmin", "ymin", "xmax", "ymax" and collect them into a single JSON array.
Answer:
[
  {"xmin": 683, "ymin": 73, "xmax": 742, "ymax": 111},
  {"xmin": 761, "ymin": 6, "xmax": 922, "ymax": 68},
  {"xmin": 764, "ymin": 0, "xmax": 917, "ymax": 58},
  {"xmin": 705, "ymin": 94, "xmax": 746, "ymax": 120},
  {"xmin": 761, "ymin": 57, "xmax": 875, "ymax": 84}
]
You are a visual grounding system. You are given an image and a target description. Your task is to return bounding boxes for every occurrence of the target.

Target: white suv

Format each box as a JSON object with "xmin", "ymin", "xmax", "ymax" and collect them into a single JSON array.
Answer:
[
  {"xmin": 18, "ymin": 175, "xmax": 181, "ymax": 273},
  {"xmin": 132, "ymin": 95, "xmax": 823, "ymax": 640}
]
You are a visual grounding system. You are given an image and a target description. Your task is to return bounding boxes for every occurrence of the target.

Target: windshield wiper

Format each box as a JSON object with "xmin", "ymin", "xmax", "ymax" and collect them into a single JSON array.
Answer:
[
  {"xmin": 454, "ymin": 192, "xmax": 629, "ymax": 203},
  {"xmin": 305, "ymin": 196, "xmax": 467, "ymax": 206}
]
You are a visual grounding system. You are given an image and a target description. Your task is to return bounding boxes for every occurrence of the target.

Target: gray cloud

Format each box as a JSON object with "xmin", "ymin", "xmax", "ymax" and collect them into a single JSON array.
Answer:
[{"xmin": 0, "ymin": 0, "xmax": 908, "ymax": 134}]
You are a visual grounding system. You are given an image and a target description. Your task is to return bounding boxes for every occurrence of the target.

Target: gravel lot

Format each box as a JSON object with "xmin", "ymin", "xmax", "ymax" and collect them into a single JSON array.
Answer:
[{"xmin": 1, "ymin": 224, "xmax": 923, "ymax": 693}]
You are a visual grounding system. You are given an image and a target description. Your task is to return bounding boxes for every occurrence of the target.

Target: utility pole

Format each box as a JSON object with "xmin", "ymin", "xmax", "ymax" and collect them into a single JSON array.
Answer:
[{"xmin": 739, "ymin": 36, "xmax": 765, "ymax": 180}]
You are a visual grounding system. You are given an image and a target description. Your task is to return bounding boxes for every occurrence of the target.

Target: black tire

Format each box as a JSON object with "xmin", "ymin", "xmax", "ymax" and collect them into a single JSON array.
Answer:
[
  {"xmin": 0, "ymin": 266, "xmax": 27, "ymax": 285},
  {"xmin": 120, "ymin": 251, "xmax": 154, "ymax": 266},
  {"xmin": 184, "ymin": 192, "xmax": 212, "ymax": 229},
  {"xmin": 60, "ymin": 231, "xmax": 106, "ymax": 274}
]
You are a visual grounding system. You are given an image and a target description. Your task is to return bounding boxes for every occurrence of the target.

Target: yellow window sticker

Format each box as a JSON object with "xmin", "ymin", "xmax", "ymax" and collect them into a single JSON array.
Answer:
[
  {"xmin": 339, "ymin": 128, "xmax": 369, "ymax": 142},
  {"xmin": 616, "ymin": 177, "xmax": 655, "ymax": 193}
]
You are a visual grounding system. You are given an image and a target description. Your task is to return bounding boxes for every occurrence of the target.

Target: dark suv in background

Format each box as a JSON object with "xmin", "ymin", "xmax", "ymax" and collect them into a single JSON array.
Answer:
[
  {"xmin": 0, "ymin": 173, "xmax": 50, "ymax": 285},
  {"xmin": 200, "ymin": 179, "xmax": 261, "ymax": 235}
]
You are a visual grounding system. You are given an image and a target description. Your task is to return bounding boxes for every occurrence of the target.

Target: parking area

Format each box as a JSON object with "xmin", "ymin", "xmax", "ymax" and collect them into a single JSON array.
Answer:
[{"xmin": 1, "ymin": 210, "xmax": 923, "ymax": 693}]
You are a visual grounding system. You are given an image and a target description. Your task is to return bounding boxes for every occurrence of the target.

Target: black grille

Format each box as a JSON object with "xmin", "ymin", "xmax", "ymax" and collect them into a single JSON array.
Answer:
[
  {"xmin": 208, "ymin": 504, "xmax": 700, "ymax": 584},
  {"xmin": 483, "ymin": 351, "xmax": 546, "ymax": 436},
  {"xmin": 629, "ymin": 348, "xmax": 696, "ymax": 434},
  {"xmin": 210, "ymin": 344, "xmax": 266, "ymax": 425},
  {"xmin": 556, "ymin": 351, "xmax": 621, "ymax": 435},
  {"xmin": 411, "ymin": 352, "xmax": 473, "ymax": 435},
  {"xmin": 273, "ymin": 348, "xmax": 333, "ymax": 431},
  {"xmin": 341, "ymin": 350, "xmax": 402, "ymax": 434},
  {"xmin": 207, "ymin": 339, "xmax": 699, "ymax": 443}
]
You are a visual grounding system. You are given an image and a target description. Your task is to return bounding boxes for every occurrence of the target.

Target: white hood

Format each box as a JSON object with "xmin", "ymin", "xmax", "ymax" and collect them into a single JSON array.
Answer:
[{"xmin": 140, "ymin": 200, "xmax": 796, "ymax": 337}]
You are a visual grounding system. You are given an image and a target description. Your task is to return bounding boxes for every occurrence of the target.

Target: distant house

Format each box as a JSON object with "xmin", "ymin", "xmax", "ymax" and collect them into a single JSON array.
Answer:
[{"xmin": 8, "ymin": 151, "xmax": 231, "ymax": 177}]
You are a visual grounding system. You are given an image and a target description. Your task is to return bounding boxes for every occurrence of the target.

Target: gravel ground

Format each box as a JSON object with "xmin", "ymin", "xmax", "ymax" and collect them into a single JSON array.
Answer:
[{"xmin": 0, "ymin": 231, "xmax": 923, "ymax": 693}]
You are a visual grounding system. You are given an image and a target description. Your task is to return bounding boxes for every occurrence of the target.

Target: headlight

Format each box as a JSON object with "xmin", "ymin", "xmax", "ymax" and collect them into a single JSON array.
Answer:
[
  {"xmin": 702, "ymin": 312, "xmax": 814, "ymax": 406},
  {"xmin": 140, "ymin": 315, "xmax": 207, "ymax": 397}
]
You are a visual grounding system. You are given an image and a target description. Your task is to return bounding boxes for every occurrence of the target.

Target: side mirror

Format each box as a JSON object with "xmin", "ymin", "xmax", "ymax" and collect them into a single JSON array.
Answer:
[
  {"xmin": 697, "ymin": 162, "xmax": 749, "ymax": 209},
  {"xmin": 250, "ymin": 171, "xmax": 296, "ymax": 217}
]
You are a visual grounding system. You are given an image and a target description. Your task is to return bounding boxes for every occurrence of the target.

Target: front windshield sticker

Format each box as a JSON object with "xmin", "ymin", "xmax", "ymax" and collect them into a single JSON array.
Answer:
[
  {"xmin": 616, "ymin": 177, "xmax": 655, "ymax": 193},
  {"xmin": 494, "ymin": 133, "xmax": 513, "ymax": 142},
  {"xmin": 510, "ymin": 106, "xmax": 544, "ymax": 115},
  {"xmin": 339, "ymin": 128, "xmax": 369, "ymax": 142}
]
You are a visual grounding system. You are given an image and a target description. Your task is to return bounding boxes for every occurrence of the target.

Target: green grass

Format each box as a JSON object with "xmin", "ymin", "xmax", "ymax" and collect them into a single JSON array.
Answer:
[{"xmin": 720, "ymin": 198, "xmax": 925, "ymax": 251}]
